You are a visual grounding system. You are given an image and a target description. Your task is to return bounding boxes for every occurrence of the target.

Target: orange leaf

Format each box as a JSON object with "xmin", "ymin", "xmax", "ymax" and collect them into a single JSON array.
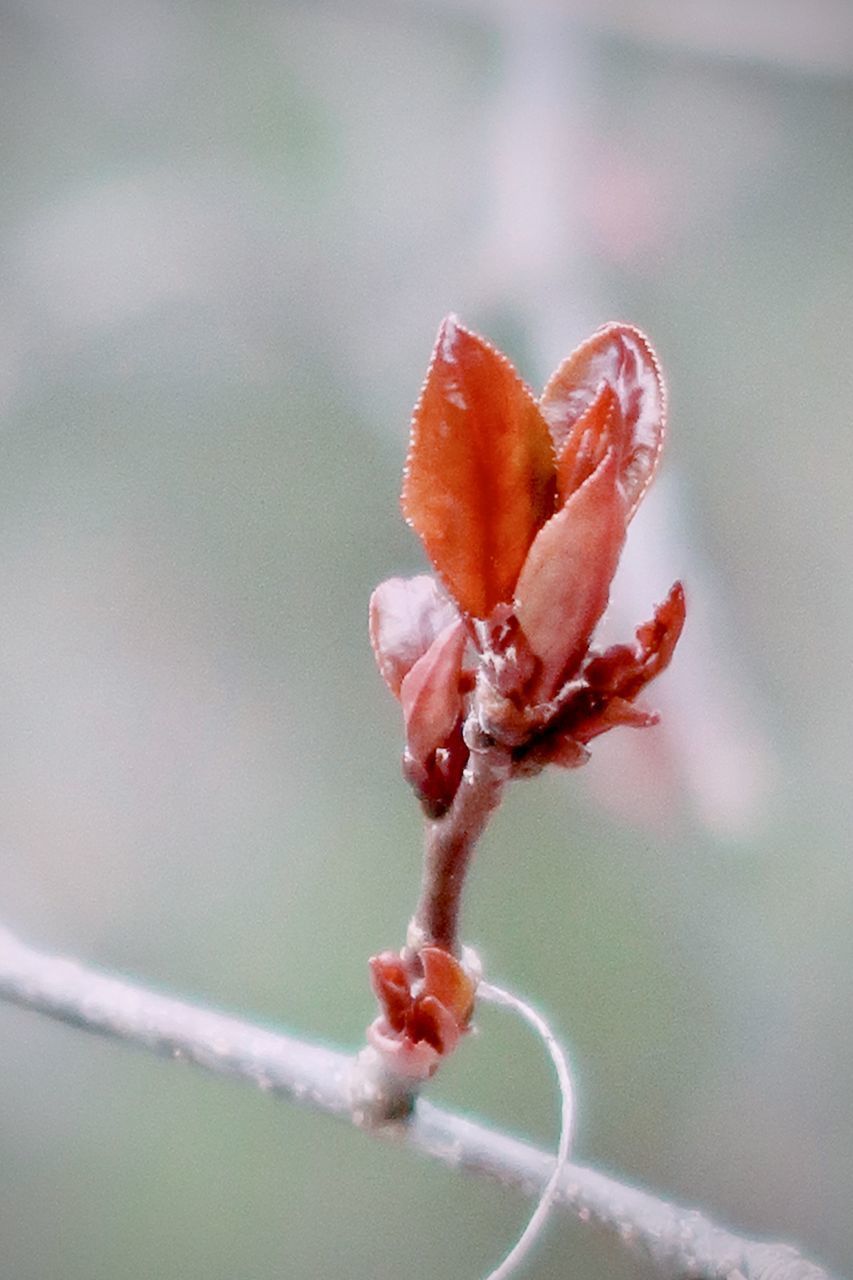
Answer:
[
  {"xmin": 540, "ymin": 323, "xmax": 665, "ymax": 518},
  {"xmin": 403, "ymin": 316, "xmax": 556, "ymax": 618},
  {"xmin": 514, "ymin": 449, "xmax": 627, "ymax": 699}
]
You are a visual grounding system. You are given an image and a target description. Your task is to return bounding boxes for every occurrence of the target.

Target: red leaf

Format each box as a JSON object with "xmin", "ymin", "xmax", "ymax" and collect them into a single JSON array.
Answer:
[
  {"xmin": 554, "ymin": 380, "xmax": 621, "ymax": 504},
  {"xmin": 369, "ymin": 952, "xmax": 410, "ymax": 1034},
  {"xmin": 403, "ymin": 316, "xmax": 556, "ymax": 618},
  {"xmin": 369, "ymin": 575, "xmax": 460, "ymax": 697},
  {"xmin": 583, "ymin": 585, "xmax": 685, "ymax": 703},
  {"xmin": 399, "ymin": 618, "xmax": 467, "ymax": 767},
  {"xmin": 368, "ymin": 946, "xmax": 474, "ymax": 1070},
  {"xmin": 540, "ymin": 324, "xmax": 665, "ymax": 518},
  {"xmin": 583, "ymin": 643, "xmax": 641, "ymax": 695},
  {"xmin": 514, "ymin": 449, "xmax": 627, "ymax": 699},
  {"xmin": 410, "ymin": 994, "xmax": 460, "ymax": 1055},
  {"xmin": 420, "ymin": 946, "xmax": 476, "ymax": 1025},
  {"xmin": 575, "ymin": 697, "xmax": 660, "ymax": 743},
  {"xmin": 604, "ymin": 698, "xmax": 660, "ymax": 729},
  {"xmin": 403, "ymin": 717, "xmax": 468, "ymax": 819},
  {"xmin": 634, "ymin": 580, "xmax": 686, "ymax": 683},
  {"xmin": 540, "ymin": 732, "xmax": 591, "ymax": 769}
]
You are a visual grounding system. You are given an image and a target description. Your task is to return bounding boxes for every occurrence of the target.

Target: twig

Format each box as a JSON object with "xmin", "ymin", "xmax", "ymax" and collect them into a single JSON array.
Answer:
[
  {"xmin": 413, "ymin": 733, "xmax": 510, "ymax": 952},
  {"xmin": 0, "ymin": 924, "xmax": 837, "ymax": 1280}
]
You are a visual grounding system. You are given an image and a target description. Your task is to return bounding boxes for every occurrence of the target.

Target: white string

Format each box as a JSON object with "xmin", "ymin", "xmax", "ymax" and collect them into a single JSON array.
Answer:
[{"xmin": 476, "ymin": 980, "xmax": 576, "ymax": 1280}]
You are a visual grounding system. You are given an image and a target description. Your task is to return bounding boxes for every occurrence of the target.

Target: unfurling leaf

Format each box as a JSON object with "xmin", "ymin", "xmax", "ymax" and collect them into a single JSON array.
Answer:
[{"xmin": 541, "ymin": 323, "xmax": 665, "ymax": 517}]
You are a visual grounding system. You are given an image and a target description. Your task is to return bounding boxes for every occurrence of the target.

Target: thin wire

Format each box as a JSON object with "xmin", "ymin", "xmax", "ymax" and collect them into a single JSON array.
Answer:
[{"xmin": 477, "ymin": 980, "xmax": 576, "ymax": 1280}]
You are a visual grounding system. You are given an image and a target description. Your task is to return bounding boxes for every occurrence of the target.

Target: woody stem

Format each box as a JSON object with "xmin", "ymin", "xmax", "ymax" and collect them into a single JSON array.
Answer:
[{"xmin": 413, "ymin": 728, "xmax": 511, "ymax": 953}]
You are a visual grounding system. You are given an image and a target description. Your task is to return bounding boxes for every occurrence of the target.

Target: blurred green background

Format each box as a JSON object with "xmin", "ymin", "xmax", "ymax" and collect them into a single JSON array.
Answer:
[{"xmin": 1, "ymin": 2, "xmax": 851, "ymax": 1277}]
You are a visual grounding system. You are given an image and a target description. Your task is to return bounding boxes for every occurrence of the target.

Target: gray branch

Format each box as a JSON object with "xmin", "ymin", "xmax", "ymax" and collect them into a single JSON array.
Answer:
[{"xmin": 0, "ymin": 925, "xmax": 837, "ymax": 1280}]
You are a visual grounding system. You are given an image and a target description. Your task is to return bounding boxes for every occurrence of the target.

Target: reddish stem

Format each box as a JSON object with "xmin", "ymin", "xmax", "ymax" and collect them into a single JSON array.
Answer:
[{"xmin": 413, "ymin": 735, "xmax": 510, "ymax": 953}]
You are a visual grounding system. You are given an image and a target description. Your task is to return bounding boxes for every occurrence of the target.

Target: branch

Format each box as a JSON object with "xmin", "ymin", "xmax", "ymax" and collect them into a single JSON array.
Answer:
[{"xmin": 0, "ymin": 925, "xmax": 836, "ymax": 1280}]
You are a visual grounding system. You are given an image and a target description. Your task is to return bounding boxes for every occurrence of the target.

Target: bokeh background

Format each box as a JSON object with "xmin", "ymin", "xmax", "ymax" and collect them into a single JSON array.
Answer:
[{"xmin": 1, "ymin": 2, "xmax": 851, "ymax": 1277}]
